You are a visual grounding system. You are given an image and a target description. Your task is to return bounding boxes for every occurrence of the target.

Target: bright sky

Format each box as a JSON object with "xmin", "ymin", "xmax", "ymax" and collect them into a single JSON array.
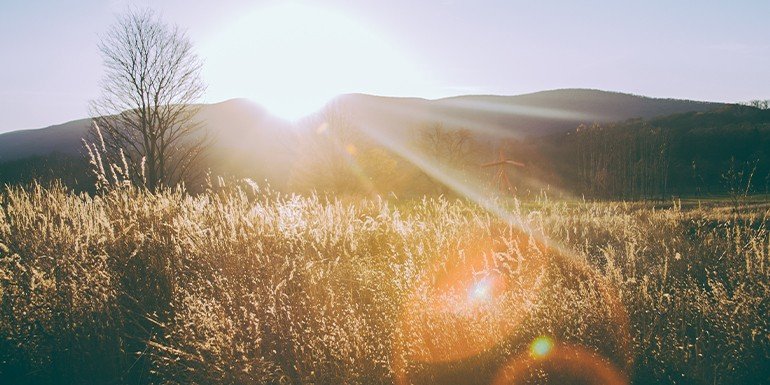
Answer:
[{"xmin": 1, "ymin": 0, "xmax": 769, "ymax": 131}]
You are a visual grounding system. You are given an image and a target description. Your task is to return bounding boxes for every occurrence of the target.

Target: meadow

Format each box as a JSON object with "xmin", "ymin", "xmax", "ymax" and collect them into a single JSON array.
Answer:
[{"xmin": 0, "ymin": 181, "xmax": 767, "ymax": 384}]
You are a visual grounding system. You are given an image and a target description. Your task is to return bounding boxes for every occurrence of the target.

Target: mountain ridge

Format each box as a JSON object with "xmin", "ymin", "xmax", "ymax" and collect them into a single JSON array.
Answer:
[{"xmin": 0, "ymin": 89, "xmax": 727, "ymax": 162}]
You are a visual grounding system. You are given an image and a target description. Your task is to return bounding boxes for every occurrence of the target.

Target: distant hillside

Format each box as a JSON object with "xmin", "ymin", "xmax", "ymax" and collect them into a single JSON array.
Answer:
[
  {"xmin": 0, "ymin": 89, "xmax": 725, "ymax": 163},
  {"xmin": 336, "ymin": 89, "xmax": 724, "ymax": 139},
  {"xmin": 1, "ymin": 89, "xmax": 744, "ymax": 196},
  {"xmin": 526, "ymin": 104, "xmax": 770, "ymax": 198},
  {"xmin": 0, "ymin": 119, "xmax": 91, "ymax": 161},
  {"xmin": 0, "ymin": 99, "xmax": 294, "ymax": 162}
]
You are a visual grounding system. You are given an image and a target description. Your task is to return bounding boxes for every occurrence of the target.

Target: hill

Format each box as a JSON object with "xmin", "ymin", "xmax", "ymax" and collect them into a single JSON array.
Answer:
[
  {"xmin": 0, "ymin": 118, "xmax": 92, "ymax": 161},
  {"xmin": 0, "ymin": 99, "xmax": 293, "ymax": 162},
  {"xmin": 0, "ymin": 89, "xmax": 724, "ymax": 162},
  {"xmin": 526, "ymin": 104, "xmax": 770, "ymax": 198},
  {"xmin": 1, "ymin": 89, "xmax": 745, "ymax": 196},
  {"xmin": 336, "ymin": 89, "xmax": 723, "ymax": 139}
]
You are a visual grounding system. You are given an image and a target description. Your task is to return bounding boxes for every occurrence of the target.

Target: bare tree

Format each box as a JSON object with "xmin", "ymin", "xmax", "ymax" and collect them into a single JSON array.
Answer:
[
  {"xmin": 289, "ymin": 104, "xmax": 363, "ymax": 193},
  {"xmin": 419, "ymin": 122, "xmax": 475, "ymax": 169},
  {"xmin": 90, "ymin": 8, "xmax": 208, "ymax": 191},
  {"xmin": 744, "ymin": 100, "xmax": 770, "ymax": 110},
  {"xmin": 415, "ymin": 122, "xmax": 477, "ymax": 194}
]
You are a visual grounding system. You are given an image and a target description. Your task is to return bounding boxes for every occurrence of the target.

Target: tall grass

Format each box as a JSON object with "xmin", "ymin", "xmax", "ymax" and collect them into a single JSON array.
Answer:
[{"xmin": 0, "ymin": 182, "xmax": 767, "ymax": 384}]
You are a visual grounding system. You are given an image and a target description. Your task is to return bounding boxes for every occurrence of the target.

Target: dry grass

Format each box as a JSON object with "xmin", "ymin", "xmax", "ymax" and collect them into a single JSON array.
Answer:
[{"xmin": 0, "ymin": 182, "xmax": 768, "ymax": 384}]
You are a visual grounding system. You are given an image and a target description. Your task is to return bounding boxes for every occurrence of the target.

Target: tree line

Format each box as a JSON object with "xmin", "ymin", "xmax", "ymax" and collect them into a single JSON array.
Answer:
[{"xmin": 538, "ymin": 105, "xmax": 770, "ymax": 199}]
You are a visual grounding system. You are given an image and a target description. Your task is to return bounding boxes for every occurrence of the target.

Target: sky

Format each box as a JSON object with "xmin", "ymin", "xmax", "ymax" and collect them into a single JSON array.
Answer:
[{"xmin": 1, "ymin": 0, "xmax": 769, "ymax": 131}]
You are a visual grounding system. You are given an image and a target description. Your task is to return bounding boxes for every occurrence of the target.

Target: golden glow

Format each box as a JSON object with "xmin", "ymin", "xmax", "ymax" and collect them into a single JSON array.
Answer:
[
  {"xmin": 393, "ymin": 231, "xmax": 547, "ymax": 370},
  {"xmin": 201, "ymin": 2, "xmax": 436, "ymax": 121},
  {"xmin": 468, "ymin": 275, "xmax": 496, "ymax": 303}
]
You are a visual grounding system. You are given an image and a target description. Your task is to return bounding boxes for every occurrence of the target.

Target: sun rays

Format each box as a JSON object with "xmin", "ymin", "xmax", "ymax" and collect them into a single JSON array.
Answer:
[{"xmin": 286, "ymin": 96, "xmax": 637, "ymax": 385}]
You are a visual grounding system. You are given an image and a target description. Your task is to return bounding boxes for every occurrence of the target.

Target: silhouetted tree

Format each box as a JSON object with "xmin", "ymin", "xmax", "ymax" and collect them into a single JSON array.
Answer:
[
  {"xmin": 745, "ymin": 100, "xmax": 770, "ymax": 110},
  {"xmin": 90, "ymin": 8, "xmax": 208, "ymax": 191},
  {"xmin": 419, "ymin": 122, "xmax": 475, "ymax": 169}
]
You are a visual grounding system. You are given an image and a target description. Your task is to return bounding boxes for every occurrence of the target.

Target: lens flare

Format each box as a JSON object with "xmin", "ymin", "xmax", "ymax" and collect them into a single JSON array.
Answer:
[
  {"xmin": 315, "ymin": 122, "xmax": 329, "ymax": 134},
  {"xmin": 336, "ymin": 92, "xmax": 633, "ymax": 385},
  {"xmin": 468, "ymin": 276, "xmax": 494, "ymax": 303},
  {"xmin": 492, "ymin": 343, "xmax": 628, "ymax": 385},
  {"xmin": 392, "ymin": 230, "xmax": 551, "ymax": 385},
  {"xmin": 530, "ymin": 336, "xmax": 554, "ymax": 358},
  {"xmin": 390, "ymin": 225, "xmax": 633, "ymax": 385}
]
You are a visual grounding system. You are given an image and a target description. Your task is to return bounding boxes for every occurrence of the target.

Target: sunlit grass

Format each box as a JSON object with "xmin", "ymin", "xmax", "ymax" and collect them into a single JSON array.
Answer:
[{"xmin": 0, "ymin": 182, "xmax": 768, "ymax": 384}]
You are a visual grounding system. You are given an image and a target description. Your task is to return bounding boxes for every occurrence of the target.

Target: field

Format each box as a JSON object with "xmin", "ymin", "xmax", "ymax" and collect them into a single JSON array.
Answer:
[{"xmin": 0, "ymin": 182, "xmax": 768, "ymax": 385}]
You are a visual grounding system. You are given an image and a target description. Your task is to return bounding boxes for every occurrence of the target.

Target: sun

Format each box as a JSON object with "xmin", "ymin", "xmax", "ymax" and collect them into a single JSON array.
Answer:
[{"xmin": 201, "ymin": 2, "xmax": 436, "ymax": 121}]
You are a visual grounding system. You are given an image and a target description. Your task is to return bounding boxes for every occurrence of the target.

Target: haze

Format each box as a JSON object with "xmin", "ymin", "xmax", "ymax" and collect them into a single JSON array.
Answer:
[{"xmin": 1, "ymin": 0, "xmax": 769, "ymax": 131}]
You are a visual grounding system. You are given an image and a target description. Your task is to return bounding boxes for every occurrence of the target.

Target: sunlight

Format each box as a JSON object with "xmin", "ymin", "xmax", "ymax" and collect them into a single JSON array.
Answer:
[
  {"xmin": 440, "ymin": 97, "xmax": 599, "ymax": 121},
  {"xmin": 393, "ymin": 232, "xmax": 547, "ymax": 369},
  {"xmin": 201, "ymin": 2, "xmax": 437, "ymax": 121},
  {"xmin": 468, "ymin": 277, "xmax": 493, "ymax": 303},
  {"xmin": 4, "ymin": 2, "xmax": 768, "ymax": 384}
]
